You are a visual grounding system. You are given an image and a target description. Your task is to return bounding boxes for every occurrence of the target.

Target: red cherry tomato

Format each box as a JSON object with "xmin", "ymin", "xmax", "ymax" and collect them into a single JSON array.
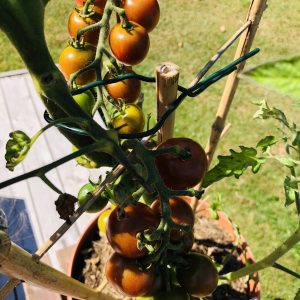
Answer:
[
  {"xmin": 75, "ymin": 0, "xmax": 106, "ymax": 15},
  {"xmin": 121, "ymin": 0, "xmax": 160, "ymax": 32},
  {"xmin": 105, "ymin": 252, "xmax": 159, "ymax": 297},
  {"xmin": 104, "ymin": 67, "xmax": 141, "ymax": 103},
  {"xmin": 109, "ymin": 22, "xmax": 150, "ymax": 66},
  {"xmin": 68, "ymin": 8, "xmax": 100, "ymax": 46},
  {"xmin": 155, "ymin": 138, "xmax": 208, "ymax": 190},
  {"xmin": 176, "ymin": 253, "xmax": 218, "ymax": 297},
  {"xmin": 106, "ymin": 203, "xmax": 160, "ymax": 258},
  {"xmin": 59, "ymin": 43, "xmax": 96, "ymax": 85}
]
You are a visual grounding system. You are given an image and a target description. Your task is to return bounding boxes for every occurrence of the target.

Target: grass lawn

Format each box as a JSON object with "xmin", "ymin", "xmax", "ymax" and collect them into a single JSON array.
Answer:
[{"xmin": 1, "ymin": 0, "xmax": 300, "ymax": 299}]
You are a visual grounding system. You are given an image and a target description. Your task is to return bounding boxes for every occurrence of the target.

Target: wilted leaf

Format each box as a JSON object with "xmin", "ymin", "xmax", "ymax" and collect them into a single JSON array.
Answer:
[
  {"xmin": 5, "ymin": 130, "xmax": 31, "ymax": 171},
  {"xmin": 256, "ymin": 136, "xmax": 277, "ymax": 152},
  {"xmin": 243, "ymin": 56, "xmax": 300, "ymax": 100},
  {"xmin": 284, "ymin": 176, "xmax": 299, "ymax": 206},
  {"xmin": 203, "ymin": 146, "xmax": 266, "ymax": 188}
]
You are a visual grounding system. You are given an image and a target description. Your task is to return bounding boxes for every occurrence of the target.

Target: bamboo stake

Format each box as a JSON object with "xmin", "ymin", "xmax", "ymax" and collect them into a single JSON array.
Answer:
[
  {"xmin": 191, "ymin": 0, "xmax": 267, "ymax": 211},
  {"xmin": 0, "ymin": 231, "xmax": 114, "ymax": 300},
  {"xmin": 156, "ymin": 62, "xmax": 179, "ymax": 143}
]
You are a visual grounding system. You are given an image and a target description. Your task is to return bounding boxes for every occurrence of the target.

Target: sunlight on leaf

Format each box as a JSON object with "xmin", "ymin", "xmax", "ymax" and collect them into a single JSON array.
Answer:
[
  {"xmin": 243, "ymin": 56, "xmax": 300, "ymax": 100},
  {"xmin": 5, "ymin": 130, "xmax": 31, "ymax": 171},
  {"xmin": 256, "ymin": 135, "xmax": 277, "ymax": 152}
]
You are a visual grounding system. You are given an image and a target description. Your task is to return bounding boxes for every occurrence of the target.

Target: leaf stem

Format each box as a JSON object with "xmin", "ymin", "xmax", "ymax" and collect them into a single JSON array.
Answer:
[{"xmin": 223, "ymin": 225, "xmax": 300, "ymax": 281}]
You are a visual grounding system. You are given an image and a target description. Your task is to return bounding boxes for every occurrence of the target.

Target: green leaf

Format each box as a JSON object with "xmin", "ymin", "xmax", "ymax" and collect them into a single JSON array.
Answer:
[
  {"xmin": 5, "ymin": 130, "xmax": 32, "ymax": 171},
  {"xmin": 284, "ymin": 176, "xmax": 299, "ymax": 206},
  {"xmin": 243, "ymin": 56, "xmax": 300, "ymax": 100},
  {"xmin": 292, "ymin": 131, "xmax": 300, "ymax": 148},
  {"xmin": 253, "ymin": 100, "xmax": 290, "ymax": 128},
  {"xmin": 295, "ymin": 289, "xmax": 300, "ymax": 300},
  {"xmin": 275, "ymin": 155, "xmax": 298, "ymax": 168},
  {"xmin": 256, "ymin": 135, "xmax": 277, "ymax": 152},
  {"xmin": 203, "ymin": 146, "xmax": 266, "ymax": 188}
]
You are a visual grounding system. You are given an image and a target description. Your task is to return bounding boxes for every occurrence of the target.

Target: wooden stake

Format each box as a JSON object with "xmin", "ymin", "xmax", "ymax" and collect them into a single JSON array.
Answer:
[
  {"xmin": 156, "ymin": 62, "xmax": 179, "ymax": 144},
  {"xmin": 191, "ymin": 0, "xmax": 267, "ymax": 211},
  {"xmin": 0, "ymin": 231, "xmax": 114, "ymax": 300}
]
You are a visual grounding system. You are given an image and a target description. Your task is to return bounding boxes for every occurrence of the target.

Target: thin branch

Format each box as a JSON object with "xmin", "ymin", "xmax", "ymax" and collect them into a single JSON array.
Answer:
[{"xmin": 272, "ymin": 262, "xmax": 300, "ymax": 280}]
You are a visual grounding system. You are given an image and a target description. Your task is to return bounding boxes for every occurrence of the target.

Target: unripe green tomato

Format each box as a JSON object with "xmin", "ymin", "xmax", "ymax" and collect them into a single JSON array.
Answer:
[
  {"xmin": 77, "ymin": 182, "xmax": 108, "ymax": 213},
  {"xmin": 72, "ymin": 89, "xmax": 95, "ymax": 115}
]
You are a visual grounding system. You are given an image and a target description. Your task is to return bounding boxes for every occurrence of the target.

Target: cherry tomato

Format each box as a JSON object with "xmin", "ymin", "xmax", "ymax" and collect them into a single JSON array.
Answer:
[
  {"xmin": 68, "ymin": 8, "xmax": 100, "ymax": 46},
  {"xmin": 151, "ymin": 197, "xmax": 194, "ymax": 244},
  {"xmin": 72, "ymin": 89, "xmax": 95, "ymax": 115},
  {"xmin": 105, "ymin": 252, "xmax": 159, "ymax": 297},
  {"xmin": 104, "ymin": 67, "xmax": 141, "ymax": 103},
  {"xmin": 112, "ymin": 103, "xmax": 145, "ymax": 134},
  {"xmin": 75, "ymin": 0, "xmax": 106, "ymax": 15},
  {"xmin": 121, "ymin": 0, "xmax": 160, "ymax": 32},
  {"xmin": 176, "ymin": 253, "xmax": 218, "ymax": 297},
  {"xmin": 109, "ymin": 22, "xmax": 150, "ymax": 66},
  {"xmin": 97, "ymin": 208, "xmax": 112, "ymax": 234},
  {"xmin": 137, "ymin": 286, "xmax": 190, "ymax": 300},
  {"xmin": 106, "ymin": 203, "xmax": 160, "ymax": 258},
  {"xmin": 77, "ymin": 182, "xmax": 108, "ymax": 213},
  {"xmin": 72, "ymin": 145, "xmax": 100, "ymax": 168},
  {"xmin": 155, "ymin": 138, "xmax": 208, "ymax": 190},
  {"xmin": 59, "ymin": 43, "xmax": 96, "ymax": 85}
]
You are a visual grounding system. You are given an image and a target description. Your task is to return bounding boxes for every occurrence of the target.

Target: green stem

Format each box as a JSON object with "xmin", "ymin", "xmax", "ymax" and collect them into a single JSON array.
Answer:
[
  {"xmin": 82, "ymin": 0, "xmax": 94, "ymax": 16},
  {"xmin": 223, "ymin": 225, "xmax": 300, "ymax": 281},
  {"xmin": 272, "ymin": 262, "xmax": 300, "ymax": 280},
  {"xmin": 40, "ymin": 175, "xmax": 63, "ymax": 194}
]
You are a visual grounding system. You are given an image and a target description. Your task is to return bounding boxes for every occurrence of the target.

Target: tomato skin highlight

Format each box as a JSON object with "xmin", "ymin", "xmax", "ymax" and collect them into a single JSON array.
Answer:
[
  {"xmin": 97, "ymin": 208, "xmax": 112, "ymax": 234},
  {"xmin": 104, "ymin": 68, "xmax": 141, "ymax": 103},
  {"xmin": 106, "ymin": 203, "xmax": 160, "ymax": 258},
  {"xmin": 176, "ymin": 253, "xmax": 219, "ymax": 297},
  {"xmin": 112, "ymin": 103, "xmax": 145, "ymax": 134},
  {"xmin": 68, "ymin": 8, "xmax": 100, "ymax": 46},
  {"xmin": 109, "ymin": 22, "xmax": 150, "ymax": 66},
  {"xmin": 59, "ymin": 43, "xmax": 96, "ymax": 85},
  {"xmin": 155, "ymin": 138, "xmax": 208, "ymax": 190},
  {"xmin": 122, "ymin": 0, "xmax": 160, "ymax": 32},
  {"xmin": 105, "ymin": 252, "xmax": 158, "ymax": 297}
]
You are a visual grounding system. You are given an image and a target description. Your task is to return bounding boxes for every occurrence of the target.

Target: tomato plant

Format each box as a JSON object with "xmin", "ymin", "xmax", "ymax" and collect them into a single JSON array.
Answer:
[
  {"xmin": 77, "ymin": 181, "xmax": 108, "ymax": 213},
  {"xmin": 112, "ymin": 103, "xmax": 145, "ymax": 134},
  {"xmin": 176, "ymin": 253, "xmax": 218, "ymax": 297},
  {"xmin": 105, "ymin": 252, "xmax": 159, "ymax": 297},
  {"xmin": 58, "ymin": 43, "xmax": 96, "ymax": 85},
  {"xmin": 72, "ymin": 145, "xmax": 100, "ymax": 168},
  {"xmin": 106, "ymin": 203, "xmax": 160, "ymax": 258},
  {"xmin": 151, "ymin": 197, "xmax": 194, "ymax": 243},
  {"xmin": 104, "ymin": 67, "xmax": 141, "ymax": 103},
  {"xmin": 121, "ymin": 0, "xmax": 160, "ymax": 32},
  {"xmin": 155, "ymin": 138, "xmax": 208, "ymax": 190},
  {"xmin": 75, "ymin": 0, "xmax": 107, "ymax": 15},
  {"xmin": 68, "ymin": 8, "xmax": 100, "ymax": 46},
  {"xmin": 97, "ymin": 208, "xmax": 113, "ymax": 234},
  {"xmin": 137, "ymin": 286, "xmax": 190, "ymax": 300},
  {"xmin": 109, "ymin": 22, "xmax": 150, "ymax": 66},
  {"xmin": 72, "ymin": 89, "xmax": 95, "ymax": 115}
]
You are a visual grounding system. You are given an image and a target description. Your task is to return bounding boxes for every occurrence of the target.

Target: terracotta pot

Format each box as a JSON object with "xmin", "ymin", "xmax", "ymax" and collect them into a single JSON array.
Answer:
[{"xmin": 68, "ymin": 202, "xmax": 261, "ymax": 300}]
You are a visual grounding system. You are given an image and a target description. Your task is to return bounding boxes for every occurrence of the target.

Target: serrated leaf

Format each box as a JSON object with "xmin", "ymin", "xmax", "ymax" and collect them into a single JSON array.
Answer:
[
  {"xmin": 275, "ymin": 155, "xmax": 298, "ymax": 168},
  {"xmin": 5, "ymin": 130, "xmax": 31, "ymax": 171},
  {"xmin": 284, "ymin": 176, "xmax": 299, "ymax": 206},
  {"xmin": 203, "ymin": 146, "xmax": 266, "ymax": 188},
  {"xmin": 243, "ymin": 56, "xmax": 300, "ymax": 100},
  {"xmin": 256, "ymin": 135, "xmax": 277, "ymax": 152},
  {"xmin": 253, "ymin": 100, "xmax": 290, "ymax": 128}
]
